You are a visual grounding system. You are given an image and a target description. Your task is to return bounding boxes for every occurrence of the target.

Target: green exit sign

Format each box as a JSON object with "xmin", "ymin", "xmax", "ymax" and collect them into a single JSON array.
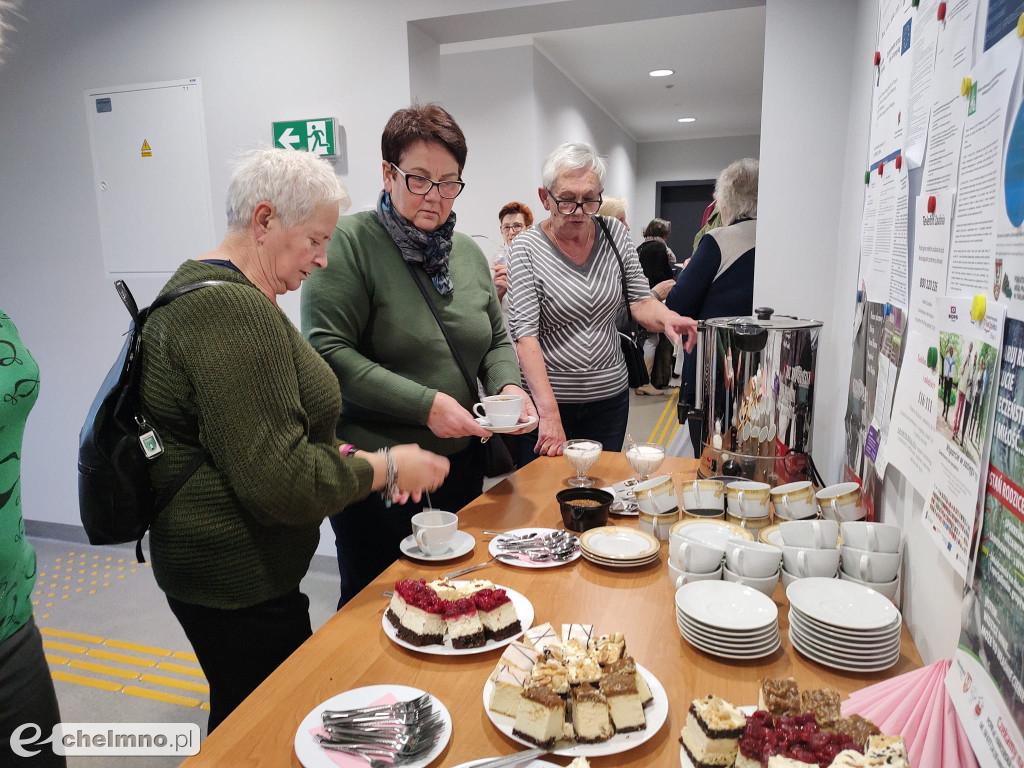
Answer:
[{"xmin": 272, "ymin": 118, "xmax": 336, "ymax": 156}]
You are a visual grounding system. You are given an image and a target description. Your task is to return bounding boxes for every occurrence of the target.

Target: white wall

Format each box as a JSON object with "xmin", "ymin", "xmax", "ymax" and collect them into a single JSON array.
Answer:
[
  {"xmin": 634, "ymin": 135, "xmax": 762, "ymax": 235},
  {"xmin": 531, "ymin": 47, "xmax": 638, "ymax": 222}
]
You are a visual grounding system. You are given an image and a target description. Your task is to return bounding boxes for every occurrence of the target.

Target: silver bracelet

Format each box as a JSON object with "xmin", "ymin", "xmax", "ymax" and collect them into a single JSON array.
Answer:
[{"xmin": 377, "ymin": 448, "xmax": 398, "ymax": 506}]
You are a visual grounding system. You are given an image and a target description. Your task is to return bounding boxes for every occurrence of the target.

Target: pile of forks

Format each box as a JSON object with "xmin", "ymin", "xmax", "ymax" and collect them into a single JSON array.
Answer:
[{"xmin": 313, "ymin": 693, "xmax": 443, "ymax": 767}]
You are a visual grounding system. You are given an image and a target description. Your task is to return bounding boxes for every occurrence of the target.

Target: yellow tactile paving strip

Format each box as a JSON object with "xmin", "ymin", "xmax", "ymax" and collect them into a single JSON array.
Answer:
[
  {"xmin": 35, "ymin": 549, "xmax": 209, "ymax": 710},
  {"xmin": 648, "ymin": 388, "xmax": 682, "ymax": 446}
]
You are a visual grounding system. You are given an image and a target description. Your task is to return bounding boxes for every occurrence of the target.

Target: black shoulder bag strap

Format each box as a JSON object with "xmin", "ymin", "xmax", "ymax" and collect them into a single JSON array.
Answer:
[
  {"xmin": 595, "ymin": 215, "xmax": 635, "ymax": 326},
  {"xmin": 404, "ymin": 264, "xmax": 477, "ymax": 396},
  {"xmin": 121, "ymin": 278, "xmax": 231, "ymax": 561}
]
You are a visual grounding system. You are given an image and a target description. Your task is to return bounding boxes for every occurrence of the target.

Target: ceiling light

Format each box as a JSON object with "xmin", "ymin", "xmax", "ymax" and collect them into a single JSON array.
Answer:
[
  {"xmin": 677, "ymin": 117, "xmax": 697, "ymax": 123},
  {"xmin": 649, "ymin": 69, "xmax": 674, "ymax": 77}
]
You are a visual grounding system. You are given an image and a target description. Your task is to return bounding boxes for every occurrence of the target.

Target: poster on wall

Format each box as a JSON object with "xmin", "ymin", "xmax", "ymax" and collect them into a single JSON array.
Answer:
[
  {"xmin": 904, "ymin": 0, "xmax": 940, "ymax": 168},
  {"xmin": 921, "ymin": 296, "xmax": 1005, "ymax": 578},
  {"xmin": 994, "ymin": 35, "xmax": 1024, "ymax": 322},
  {"xmin": 948, "ymin": 315, "xmax": 1024, "ymax": 768},
  {"xmin": 869, "ymin": 306, "xmax": 906, "ymax": 478},
  {"xmin": 844, "ymin": 302, "xmax": 887, "ymax": 520}
]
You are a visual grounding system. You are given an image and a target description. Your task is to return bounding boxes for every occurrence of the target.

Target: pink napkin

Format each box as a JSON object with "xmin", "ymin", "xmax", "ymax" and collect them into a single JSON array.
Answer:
[{"xmin": 310, "ymin": 694, "xmax": 399, "ymax": 767}]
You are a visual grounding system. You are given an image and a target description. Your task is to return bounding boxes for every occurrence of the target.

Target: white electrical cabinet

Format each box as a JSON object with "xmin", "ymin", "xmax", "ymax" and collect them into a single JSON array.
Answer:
[{"xmin": 85, "ymin": 78, "xmax": 215, "ymax": 275}]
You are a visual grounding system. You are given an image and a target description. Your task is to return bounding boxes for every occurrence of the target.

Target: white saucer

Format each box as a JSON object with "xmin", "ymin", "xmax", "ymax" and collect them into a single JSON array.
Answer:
[
  {"xmin": 399, "ymin": 530, "xmax": 475, "ymax": 561},
  {"xmin": 475, "ymin": 415, "xmax": 539, "ymax": 434}
]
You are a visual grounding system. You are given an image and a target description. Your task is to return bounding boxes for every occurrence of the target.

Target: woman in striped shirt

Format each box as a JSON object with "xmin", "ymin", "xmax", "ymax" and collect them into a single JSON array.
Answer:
[{"xmin": 506, "ymin": 142, "xmax": 698, "ymax": 464}]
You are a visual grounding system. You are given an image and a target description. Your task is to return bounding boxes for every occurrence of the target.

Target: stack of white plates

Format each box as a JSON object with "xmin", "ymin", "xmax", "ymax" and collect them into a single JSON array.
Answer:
[
  {"xmin": 675, "ymin": 580, "xmax": 781, "ymax": 659},
  {"xmin": 786, "ymin": 577, "xmax": 902, "ymax": 672},
  {"xmin": 578, "ymin": 526, "xmax": 660, "ymax": 568}
]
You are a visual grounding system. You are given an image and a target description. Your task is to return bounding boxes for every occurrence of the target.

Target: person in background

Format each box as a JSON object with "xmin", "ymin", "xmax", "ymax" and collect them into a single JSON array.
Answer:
[
  {"xmin": 492, "ymin": 201, "xmax": 533, "ymax": 302},
  {"xmin": 971, "ymin": 357, "xmax": 988, "ymax": 443},
  {"xmin": 953, "ymin": 343, "xmax": 974, "ymax": 444},
  {"xmin": 506, "ymin": 142, "xmax": 697, "ymax": 463},
  {"xmin": 942, "ymin": 344, "xmax": 956, "ymax": 422},
  {"xmin": 959, "ymin": 351, "xmax": 978, "ymax": 447},
  {"xmin": 665, "ymin": 158, "xmax": 758, "ymax": 455},
  {"xmin": 598, "ymin": 196, "xmax": 629, "ymax": 230},
  {"xmin": 0, "ymin": 311, "xmax": 65, "ymax": 768},
  {"xmin": 635, "ymin": 218, "xmax": 677, "ymax": 396},
  {"xmin": 302, "ymin": 104, "xmax": 536, "ymax": 607},
  {"xmin": 140, "ymin": 148, "xmax": 449, "ymax": 732}
]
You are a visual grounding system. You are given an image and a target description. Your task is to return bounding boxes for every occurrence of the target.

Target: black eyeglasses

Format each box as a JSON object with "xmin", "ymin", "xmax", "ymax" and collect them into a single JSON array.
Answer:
[
  {"xmin": 545, "ymin": 189, "xmax": 603, "ymax": 215},
  {"xmin": 500, "ymin": 223, "xmax": 525, "ymax": 233},
  {"xmin": 390, "ymin": 163, "xmax": 465, "ymax": 199}
]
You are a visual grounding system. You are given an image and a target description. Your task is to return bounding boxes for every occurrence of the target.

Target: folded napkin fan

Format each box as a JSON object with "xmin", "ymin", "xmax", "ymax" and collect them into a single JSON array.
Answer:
[
  {"xmin": 311, "ymin": 693, "xmax": 399, "ymax": 767},
  {"xmin": 842, "ymin": 659, "xmax": 979, "ymax": 768}
]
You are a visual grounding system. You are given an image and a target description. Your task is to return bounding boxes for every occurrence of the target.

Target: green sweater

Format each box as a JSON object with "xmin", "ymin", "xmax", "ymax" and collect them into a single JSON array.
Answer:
[
  {"xmin": 301, "ymin": 210, "xmax": 521, "ymax": 454},
  {"xmin": 0, "ymin": 309, "xmax": 40, "ymax": 644},
  {"xmin": 141, "ymin": 261, "xmax": 373, "ymax": 609}
]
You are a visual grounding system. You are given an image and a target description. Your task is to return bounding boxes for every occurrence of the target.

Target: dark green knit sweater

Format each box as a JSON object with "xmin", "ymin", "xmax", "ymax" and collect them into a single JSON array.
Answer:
[
  {"xmin": 141, "ymin": 260, "xmax": 373, "ymax": 609},
  {"xmin": 301, "ymin": 210, "xmax": 521, "ymax": 454}
]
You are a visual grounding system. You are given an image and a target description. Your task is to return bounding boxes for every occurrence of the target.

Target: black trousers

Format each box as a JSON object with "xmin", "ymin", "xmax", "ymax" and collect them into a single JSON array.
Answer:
[
  {"xmin": 0, "ymin": 617, "xmax": 66, "ymax": 767},
  {"xmin": 166, "ymin": 588, "xmax": 312, "ymax": 733},
  {"xmin": 329, "ymin": 442, "xmax": 484, "ymax": 608}
]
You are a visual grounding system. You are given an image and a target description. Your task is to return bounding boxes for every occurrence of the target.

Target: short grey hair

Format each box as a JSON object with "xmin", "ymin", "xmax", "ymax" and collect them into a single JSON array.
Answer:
[
  {"xmin": 541, "ymin": 142, "xmax": 607, "ymax": 189},
  {"xmin": 225, "ymin": 147, "xmax": 350, "ymax": 231},
  {"xmin": 715, "ymin": 158, "xmax": 758, "ymax": 226}
]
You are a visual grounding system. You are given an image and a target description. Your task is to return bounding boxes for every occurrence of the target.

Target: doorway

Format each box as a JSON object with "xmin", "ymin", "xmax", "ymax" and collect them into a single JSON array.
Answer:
[{"xmin": 655, "ymin": 180, "xmax": 716, "ymax": 261}]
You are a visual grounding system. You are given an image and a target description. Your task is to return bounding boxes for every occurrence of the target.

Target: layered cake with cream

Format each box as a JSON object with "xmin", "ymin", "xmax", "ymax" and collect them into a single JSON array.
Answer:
[
  {"xmin": 736, "ymin": 710, "xmax": 861, "ymax": 768},
  {"xmin": 474, "ymin": 588, "xmax": 521, "ymax": 641},
  {"xmin": 570, "ymin": 686, "xmax": 614, "ymax": 743},
  {"xmin": 606, "ymin": 656, "xmax": 653, "ymax": 707},
  {"xmin": 679, "ymin": 695, "xmax": 747, "ymax": 768},
  {"xmin": 387, "ymin": 579, "xmax": 444, "ymax": 646},
  {"xmin": 512, "ymin": 685, "xmax": 566, "ymax": 749},
  {"xmin": 600, "ymin": 671, "xmax": 646, "ymax": 733},
  {"xmin": 491, "ymin": 640, "xmax": 540, "ymax": 678},
  {"xmin": 443, "ymin": 597, "xmax": 485, "ymax": 649},
  {"xmin": 524, "ymin": 622, "xmax": 561, "ymax": 655}
]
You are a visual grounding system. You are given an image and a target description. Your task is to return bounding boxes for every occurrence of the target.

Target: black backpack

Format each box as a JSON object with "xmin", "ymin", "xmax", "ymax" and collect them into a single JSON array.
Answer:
[{"xmin": 77, "ymin": 279, "xmax": 228, "ymax": 561}]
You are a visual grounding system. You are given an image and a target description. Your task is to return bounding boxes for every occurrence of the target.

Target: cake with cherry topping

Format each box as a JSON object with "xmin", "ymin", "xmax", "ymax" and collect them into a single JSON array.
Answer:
[
  {"xmin": 386, "ymin": 579, "xmax": 444, "ymax": 646},
  {"xmin": 444, "ymin": 597, "xmax": 485, "ymax": 649},
  {"xmin": 474, "ymin": 588, "xmax": 522, "ymax": 641},
  {"xmin": 735, "ymin": 710, "xmax": 861, "ymax": 768}
]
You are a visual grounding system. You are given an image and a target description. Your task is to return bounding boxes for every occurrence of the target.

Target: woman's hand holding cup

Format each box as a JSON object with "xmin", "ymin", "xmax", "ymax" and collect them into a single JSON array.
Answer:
[{"xmin": 427, "ymin": 391, "xmax": 491, "ymax": 439}]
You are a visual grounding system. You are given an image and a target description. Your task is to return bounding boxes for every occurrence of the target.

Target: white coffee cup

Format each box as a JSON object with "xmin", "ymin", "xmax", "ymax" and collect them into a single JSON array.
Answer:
[
  {"xmin": 472, "ymin": 394, "xmax": 523, "ymax": 427},
  {"xmin": 669, "ymin": 532, "xmax": 725, "ymax": 573},
  {"xmin": 840, "ymin": 545, "xmax": 901, "ymax": 582},
  {"xmin": 781, "ymin": 565, "xmax": 839, "ymax": 590},
  {"xmin": 780, "ymin": 519, "xmax": 839, "ymax": 550},
  {"xmin": 724, "ymin": 539, "xmax": 782, "ymax": 578},
  {"xmin": 840, "ymin": 521, "xmax": 902, "ymax": 553},
  {"xmin": 723, "ymin": 564, "xmax": 779, "ymax": 597},
  {"xmin": 816, "ymin": 482, "xmax": 865, "ymax": 522},
  {"xmin": 682, "ymin": 479, "xmax": 725, "ymax": 514},
  {"xmin": 411, "ymin": 510, "xmax": 458, "ymax": 556},
  {"xmin": 669, "ymin": 559, "xmax": 723, "ymax": 589},
  {"xmin": 633, "ymin": 475, "xmax": 678, "ymax": 515},
  {"xmin": 781, "ymin": 544, "xmax": 842, "ymax": 578},
  {"xmin": 770, "ymin": 481, "xmax": 817, "ymax": 520},
  {"xmin": 726, "ymin": 481, "xmax": 771, "ymax": 520},
  {"xmin": 838, "ymin": 569, "xmax": 900, "ymax": 603}
]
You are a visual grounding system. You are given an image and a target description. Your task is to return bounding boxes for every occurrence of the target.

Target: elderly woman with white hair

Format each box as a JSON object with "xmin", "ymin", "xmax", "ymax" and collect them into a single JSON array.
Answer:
[
  {"xmin": 665, "ymin": 157, "xmax": 758, "ymax": 454},
  {"xmin": 139, "ymin": 147, "xmax": 449, "ymax": 732},
  {"xmin": 506, "ymin": 142, "xmax": 698, "ymax": 462}
]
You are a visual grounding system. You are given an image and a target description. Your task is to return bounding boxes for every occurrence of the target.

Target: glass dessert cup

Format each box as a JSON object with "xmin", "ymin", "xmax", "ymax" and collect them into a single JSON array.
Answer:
[
  {"xmin": 626, "ymin": 441, "xmax": 666, "ymax": 482},
  {"xmin": 563, "ymin": 439, "xmax": 601, "ymax": 487}
]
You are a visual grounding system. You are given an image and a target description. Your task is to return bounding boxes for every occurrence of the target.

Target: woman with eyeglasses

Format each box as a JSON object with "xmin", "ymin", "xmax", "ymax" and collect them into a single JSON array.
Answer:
[
  {"xmin": 302, "ymin": 104, "xmax": 536, "ymax": 605},
  {"xmin": 506, "ymin": 142, "xmax": 698, "ymax": 465},
  {"xmin": 493, "ymin": 201, "xmax": 533, "ymax": 301}
]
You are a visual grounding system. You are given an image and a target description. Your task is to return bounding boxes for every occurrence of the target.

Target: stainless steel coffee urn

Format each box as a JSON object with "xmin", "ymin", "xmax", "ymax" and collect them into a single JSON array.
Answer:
[{"xmin": 678, "ymin": 308, "xmax": 824, "ymax": 485}]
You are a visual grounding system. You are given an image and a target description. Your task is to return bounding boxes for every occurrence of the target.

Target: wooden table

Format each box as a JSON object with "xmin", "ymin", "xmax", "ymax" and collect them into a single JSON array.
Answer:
[{"xmin": 182, "ymin": 453, "xmax": 923, "ymax": 767}]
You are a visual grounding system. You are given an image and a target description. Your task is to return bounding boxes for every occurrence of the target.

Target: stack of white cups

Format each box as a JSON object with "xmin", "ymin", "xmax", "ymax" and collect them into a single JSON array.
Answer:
[
  {"xmin": 722, "ymin": 539, "xmax": 782, "ymax": 596},
  {"xmin": 839, "ymin": 522, "xmax": 903, "ymax": 605},
  {"xmin": 779, "ymin": 519, "xmax": 841, "ymax": 589},
  {"xmin": 667, "ymin": 530, "xmax": 725, "ymax": 588}
]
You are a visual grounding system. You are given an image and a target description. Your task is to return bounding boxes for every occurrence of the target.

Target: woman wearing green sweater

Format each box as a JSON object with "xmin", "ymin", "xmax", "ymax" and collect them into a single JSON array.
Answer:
[
  {"xmin": 302, "ymin": 104, "xmax": 536, "ymax": 606},
  {"xmin": 140, "ymin": 148, "xmax": 448, "ymax": 732}
]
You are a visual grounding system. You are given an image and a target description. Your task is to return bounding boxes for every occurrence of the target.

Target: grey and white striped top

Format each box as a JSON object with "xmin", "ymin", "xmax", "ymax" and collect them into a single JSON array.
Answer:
[{"xmin": 506, "ymin": 216, "xmax": 650, "ymax": 403}]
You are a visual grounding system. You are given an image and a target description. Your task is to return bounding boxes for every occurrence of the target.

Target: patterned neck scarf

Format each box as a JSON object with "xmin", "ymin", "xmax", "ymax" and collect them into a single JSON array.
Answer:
[{"xmin": 375, "ymin": 190, "xmax": 456, "ymax": 296}]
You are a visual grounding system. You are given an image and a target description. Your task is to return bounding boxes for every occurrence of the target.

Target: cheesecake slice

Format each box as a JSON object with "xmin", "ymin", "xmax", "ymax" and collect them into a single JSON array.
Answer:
[
  {"xmin": 512, "ymin": 685, "xmax": 566, "ymax": 749},
  {"xmin": 605, "ymin": 656, "xmax": 652, "ymax": 707},
  {"xmin": 570, "ymin": 686, "xmax": 614, "ymax": 743},
  {"xmin": 524, "ymin": 622, "xmax": 561, "ymax": 656},
  {"xmin": 491, "ymin": 640, "xmax": 539, "ymax": 678},
  {"xmin": 474, "ymin": 588, "xmax": 521, "ymax": 641},
  {"xmin": 867, "ymin": 734, "xmax": 908, "ymax": 766},
  {"xmin": 600, "ymin": 671, "xmax": 646, "ymax": 733},
  {"xmin": 488, "ymin": 664, "xmax": 528, "ymax": 717},
  {"xmin": 443, "ymin": 597, "xmax": 485, "ymax": 649},
  {"xmin": 388, "ymin": 579, "xmax": 444, "ymax": 646},
  {"xmin": 562, "ymin": 623, "xmax": 594, "ymax": 646},
  {"xmin": 678, "ymin": 695, "xmax": 746, "ymax": 768}
]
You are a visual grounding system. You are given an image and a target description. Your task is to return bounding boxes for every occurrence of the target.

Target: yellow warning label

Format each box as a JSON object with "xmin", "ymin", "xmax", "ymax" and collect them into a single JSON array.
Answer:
[{"xmin": 141, "ymin": 139, "xmax": 152, "ymax": 158}]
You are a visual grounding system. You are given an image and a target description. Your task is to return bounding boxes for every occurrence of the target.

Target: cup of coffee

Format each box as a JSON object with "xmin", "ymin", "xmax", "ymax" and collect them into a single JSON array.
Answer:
[
  {"xmin": 682, "ymin": 479, "xmax": 725, "ymax": 516},
  {"xmin": 473, "ymin": 395, "xmax": 523, "ymax": 427},
  {"xmin": 816, "ymin": 482, "xmax": 865, "ymax": 522},
  {"xmin": 411, "ymin": 510, "xmax": 458, "ymax": 556},
  {"xmin": 770, "ymin": 481, "xmax": 817, "ymax": 520}
]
